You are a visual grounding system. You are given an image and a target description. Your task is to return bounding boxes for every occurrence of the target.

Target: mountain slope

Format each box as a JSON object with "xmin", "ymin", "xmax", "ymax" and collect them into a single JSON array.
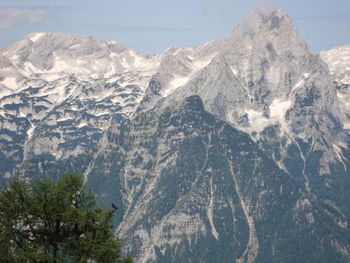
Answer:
[
  {"xmin": 320, "ymin": 45, "xmax": 350, "ymax": 85},
  {"xmin": 161, "ymin": 9, "xmax": 340, "ymax": 144},
  {"xmin": 13, "ymin": 95, "xmax": 350, "ymax": 262},
  {"xmin": 0, "ymin": 33, "xmax": 157, "ymax": 177},
  {"xmin": 320, "ymin": 45, "xmax": 350, "ymax": 139},
  {"xmin": 146, "ymin": 9, "xmax": 348, "ymax": 218},
  {"xmin": 1, "ymin": 7, "xmax": 350, "ymax": 263},
  {"xmin": 85, "ymin": 95, "xmax": 350, "ymax": 262}
]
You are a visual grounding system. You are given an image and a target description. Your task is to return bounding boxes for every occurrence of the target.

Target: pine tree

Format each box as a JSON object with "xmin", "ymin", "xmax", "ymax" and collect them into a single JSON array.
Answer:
[{"xmin": 0, "ymin": 173, "xmax": 132, "ymax": 263}]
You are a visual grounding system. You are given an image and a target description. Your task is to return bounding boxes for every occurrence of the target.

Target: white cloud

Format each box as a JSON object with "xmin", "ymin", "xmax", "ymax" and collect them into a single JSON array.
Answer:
[
  {"xmin": 257, "ymin": 0, "xmax": 277, "ymax": 17},
  {"xmin": 0, "ymin": 8, "xmax": 46, "ymax": 30}
]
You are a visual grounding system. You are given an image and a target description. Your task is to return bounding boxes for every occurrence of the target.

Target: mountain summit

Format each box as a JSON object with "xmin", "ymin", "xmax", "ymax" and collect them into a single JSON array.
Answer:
[
  {"xmin": 2, "ymin": 32, "xmax": 149, "ymax": 80},
  {"xmin": 231, "ymin": 8, "xmax": 308, "ymax": 54},
  {"xmin": 159, "ymin": 8, "xmax": 339, "ymax": 151}
]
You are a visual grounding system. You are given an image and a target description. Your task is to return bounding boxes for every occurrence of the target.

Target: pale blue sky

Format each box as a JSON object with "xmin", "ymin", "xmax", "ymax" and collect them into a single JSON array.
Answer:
[{"xmin": 0, "ymin": 0, "xmax": 349, "ymax": 54}]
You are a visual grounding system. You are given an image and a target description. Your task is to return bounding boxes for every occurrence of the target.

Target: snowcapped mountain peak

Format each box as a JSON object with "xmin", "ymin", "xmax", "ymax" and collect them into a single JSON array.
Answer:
[
  {"xmin": 0, "ymin": 32, "xmax": 159, "ymax": 160},
  {"xmin": 320, "ymin": 45, "xmax": 350, "ymax": 139},
  {"xmin": 254, "ymin": 7, "xmax": 287, "ymax": 20},
  {"xmin": 0, "ymin": 32, "xmax": 157, "ymax": 90},
  {"xmin": 233, "ymin": 8, "xmax": 291, "ymax": 35},
  {"xmin": 28, "ymin": 32, "xmax": 46, "ymax": 43},
  {"xmin": 152, "ymin": 7, "xmax": 340, "ymax": 157},
  {"xmin": 320, "ymin": 45, "xmax": 350, "ymax": 85},
  {"xmin": 230, "ymin": 8, "xmax": 307, "ymax": 54}
]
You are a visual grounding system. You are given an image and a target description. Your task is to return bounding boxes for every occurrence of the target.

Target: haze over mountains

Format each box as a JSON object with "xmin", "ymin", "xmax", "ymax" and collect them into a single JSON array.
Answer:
[{"xmin": 1, "ymin": 7, "xmax": 350, "ymax": 263}]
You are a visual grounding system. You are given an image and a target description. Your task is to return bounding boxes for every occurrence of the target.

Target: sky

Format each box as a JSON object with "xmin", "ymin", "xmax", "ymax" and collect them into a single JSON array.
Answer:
[{"xmin": 0, "ymin": 0, "xmax": 349, "ymax": 54}]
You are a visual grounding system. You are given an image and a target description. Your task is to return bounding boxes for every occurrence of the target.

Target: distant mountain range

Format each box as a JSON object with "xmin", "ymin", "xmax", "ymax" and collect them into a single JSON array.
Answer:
[{"xmin": 1, "ymin": 8, "xmax": 350, "ymax": 263}]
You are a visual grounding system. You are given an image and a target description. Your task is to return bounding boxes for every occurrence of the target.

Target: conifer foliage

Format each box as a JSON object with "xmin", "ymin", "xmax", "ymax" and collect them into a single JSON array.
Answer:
[{"xmin": 0, "ymin": 173, "xmax": 132, "ymax": 263}]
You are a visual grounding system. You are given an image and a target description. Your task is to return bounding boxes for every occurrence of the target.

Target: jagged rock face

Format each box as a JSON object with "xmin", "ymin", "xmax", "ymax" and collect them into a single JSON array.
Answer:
[
  {"xmin": 320, "ymin": 45, "xmax": 350, "ymax": 85},
  {"xmin": 146, "ymin": 10, "xmax": 346, "ymax": 207},
  {"xmin": 0, "ymin": 32, "xmax": 150, "ymax": 79},
  {"xmin": 165, "ymin": 9, "xmax": 340, "ymax": 144},
  {"xmin": 0, "ymin": 76, "xmax": 147, "ymax": 175},
  {"xmin": 23, "ymin": 81, "xmax": 143, "ymax": 160},
  {"xmin": 320, "ymin": 45, "xmax": 350, "ymax": 139},
  {"xmin": 83, "ymin": 96, "xmax": 350, "ymax": 263},
  {"xmin": 12, "ymin": 95, "xmax": 350, "ymax": 262},
  {"xmin": 0, "ymin": 33, "xmax": 157, "ymax": 176},
  {"xmin": 146, "ymin": 10, "xmax": 345, "ymax": 208}
]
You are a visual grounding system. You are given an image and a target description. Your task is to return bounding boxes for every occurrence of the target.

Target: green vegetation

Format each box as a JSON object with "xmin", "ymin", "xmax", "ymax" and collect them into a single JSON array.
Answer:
[{"xmin": 0, "ymin": 173, "xmax": 132, "ymax": 263}]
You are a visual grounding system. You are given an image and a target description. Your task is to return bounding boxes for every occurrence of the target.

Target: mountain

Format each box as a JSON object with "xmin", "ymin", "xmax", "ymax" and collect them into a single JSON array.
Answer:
[
  {"xmin": 320, "ymin": 45, "xmax": 350, "ymax": 85},
  {"xmin": 144, "ymin": 9, "xmax": 350, "ymax": 223},
  {"xmin": 320, "ymin": 45, "xmax": 350, "ymax": 140},
  {"xmin": 85, "ymin": 95, "xmax": 350, "ymax": 262},
  {"xmin": 167, "ymin": 9, "xmax": 340, "ymax": 144},
  {"xmin": 0, "ymin": 32, "xmax": 156, "ymax": 179},
  {"xmin": 2, "ymin": 7, "xmax": 350, "ymax": 263}
]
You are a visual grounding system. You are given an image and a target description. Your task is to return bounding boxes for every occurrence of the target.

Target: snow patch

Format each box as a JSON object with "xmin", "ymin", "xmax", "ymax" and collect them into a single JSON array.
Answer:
[
  {"xmin": 292, "ymin": 73, "xmax": 310, "ymax": 92},
  {"xmin": 29, "ymin": 33, "xmax": 45, "ymax": 42},
  {"xmin": 1, "ymin": 77, "xmax": 17, "ymax": 90},
  {"xmin": 27, "ymin": 124, "xmax": 36, "ymax": 139},
  {"xmin": 42, "ymin": 73, "xmax": 62, "ymax": 81},
  {"xmin": 78, "ymin": 121, "xmax": 88, "ymax": 128},
  {"xmin": 193, "ymin": 53, "xmax": 216, "ymax": 69},
  {"xmin": 50, "ymin": 57, "xmax": 70, "ymax": 72},
  {"xmin": 245, "ymin": 99, "xmax": 291, "ymax": 133},
  {"xmin": 88, "ymin": 110, "xmax": 111, "ymax": 117},
  {"xmin": 269, "ymin": 98, "xmax": 292, "ymax": 132},
  {"xmin": 230, "ymin": 66, "xmax": 238, "ymax": 75},
  {"xmin": 161, "ymin": 53, "xmax": 216, "ymax": 97},
  {"xmin": 104, "ymin": 63, "xmax": 116, "ymax": 78},
  {"xmin": 120, "ymin": 50, "xmax": 149, "ymax": 70},
  {"xmin": 245, "ymin": 109, "xmax": 266, "ymax": 129},
  {"xmin": 320, "ymin": 45, "xmax": 350, "ymax": 84},
  {"xmin": 10, "ymin": 54, "xmax": 19, "ymax": 60},
  {"xmin": 133, "ymin": 53, "xmax": 149, "ymax": 69},
  {"xmin": 24, "ymin": 61, "xmax": 44, "ymax": 74},
  {"xmin": 57, "ymin": 117, "xmax": 74, "ymax": 122},
  {"xmin": 206, "ymin": 177, "xmax": 219, "ymax": 240},
  {"xmin": 333, "ymin": 144, "xmax": 347, "ymax": 171},
  {"xmin": 165, "ymin": 76, "xmax": 190, "ymax": 96}
]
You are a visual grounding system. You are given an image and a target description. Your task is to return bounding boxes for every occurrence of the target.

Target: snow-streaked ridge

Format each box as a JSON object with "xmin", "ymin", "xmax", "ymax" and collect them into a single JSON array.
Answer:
[
  {"xmin": 29, "ymin": 32, "xmax": 45, "ymax": 42},
  {"xmin": 228, "ymin": 162, "xmax": 259, "ymax": 263},
  {"xmin": 320, "ymin": 45, "xmax": 350, "ymax": 85},
  {"xmin": 207, "ymin": 177, "xmax": 219, "ymax": 240}
]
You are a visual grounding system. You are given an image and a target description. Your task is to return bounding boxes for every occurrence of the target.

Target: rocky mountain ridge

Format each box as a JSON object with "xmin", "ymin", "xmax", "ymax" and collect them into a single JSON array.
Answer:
[{"xmin": 320, "ymin": 45, "xmax": 350, "ymax": 141}]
